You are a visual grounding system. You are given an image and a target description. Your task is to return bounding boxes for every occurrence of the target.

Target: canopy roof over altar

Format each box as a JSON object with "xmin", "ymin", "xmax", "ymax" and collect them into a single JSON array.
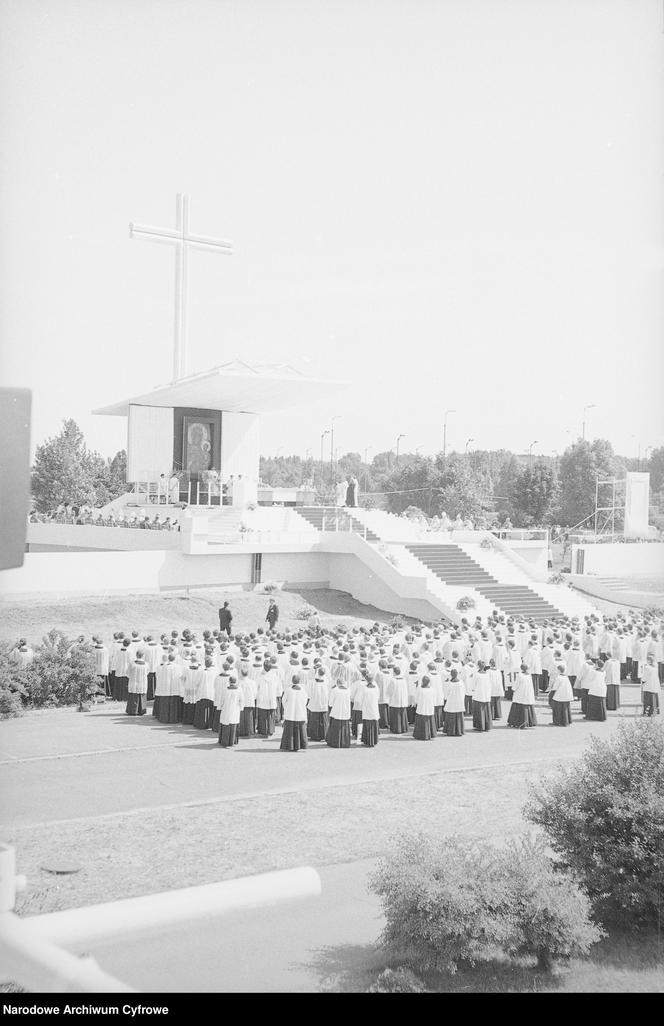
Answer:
[{"xmin": 93, "ymin": 359, "xmax": 348, "ymax": 417}]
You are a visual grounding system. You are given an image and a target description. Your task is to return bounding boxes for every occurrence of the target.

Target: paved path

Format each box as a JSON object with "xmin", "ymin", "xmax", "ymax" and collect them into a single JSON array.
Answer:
[
  {"xmin": 0, "ymin": 689, "xmax": 643, "ymax": 829},
  {"xmin": 73, "ymin": 859, "xmax": 383, "ymax": 993}
]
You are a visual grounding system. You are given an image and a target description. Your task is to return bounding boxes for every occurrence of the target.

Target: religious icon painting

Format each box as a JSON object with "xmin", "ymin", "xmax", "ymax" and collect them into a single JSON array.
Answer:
[{"xmin": 183, "ymin": 417, "xmax": 214, "ymax": 476}]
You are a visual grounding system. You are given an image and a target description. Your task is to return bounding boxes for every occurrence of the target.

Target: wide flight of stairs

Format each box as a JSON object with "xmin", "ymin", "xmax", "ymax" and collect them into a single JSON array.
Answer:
[
  {"xmin": 295, "ymin": 506, "xmax": 380, "ymax": 542},
  {"xmin": 405, "ymin": 543, "xmax": 563, "ymax": 622}
]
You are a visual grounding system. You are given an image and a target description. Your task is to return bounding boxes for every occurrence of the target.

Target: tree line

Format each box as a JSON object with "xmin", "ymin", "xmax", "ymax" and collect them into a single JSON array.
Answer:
[{"xmin": 29, "ymin": 418, "xmax": 664, "ymax": 530}]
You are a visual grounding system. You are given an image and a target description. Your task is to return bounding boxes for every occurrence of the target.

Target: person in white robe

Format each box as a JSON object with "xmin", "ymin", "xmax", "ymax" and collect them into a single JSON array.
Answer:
[
  {"xmin": 182, "ymin": 661, "xmax": 203, "ymax": 726},
  {"xmin": 504, "ymin": 640, "xmax": 521, "ymax": 701},
  {"xmin": 565, "ymin": 641, "xmax": 584, "ymax": 695},
  {"xmin": 488, "ymin": 659, "xmax": 504, "ymax": 720},
  {"xmin": 550, "ymin": 665, "xmax": 574, "ymax": 726},
  {"xmin": 443, "ymin": 669, "xmax": 465, "ymax": 736},
  {"xmin": 326, "ymin": 681, "xmax": 351, "ymax": 748},
  {"xmin": 586, "ymin": 663, "xmax": 608, "ymax": 721},
  {"xmin": 237, "ymin": 666, "xmax": 257, "ymax": 737},
  {"xmin": 219, "ymin": 677, "xmax": 244, "ymax": 747},
  {"xmin": 641, "ymin": 653, "xmax": 662, "ymax": 716},
  {"xmin": 126, "ymin": 651, "xmax": 148, "ymax": 716},
  {"xmin": 307, "ymin": 667, "xmax": 330, "ymax": 740},
  {"xmin": 507, "ymin": 666, "xmax": 537, "ymax": 729},
  {"xmin": 193, "ymin": 657, "xmax": 217, "ymax": 729},
  {"xmin": 358, "ymin": 674, "xmax": 380, "ymax": 746},
  {"xmin": 155, "ymin": 652, "xmax": 183, "ymax": 723},
  {"xmin": 604, "ymin": 656, "xmax": 621, "ymax": 712},
  {"xmin": 413, "ymin": 675, "xmax": 436, "ymax": 740},
  {"xmin": 334, "ymin": 479, "xmax": 348, "ymax": 508},
  {"xmin": 144, "ymin": 636, "xmax": 161, "ymax": 701},
  {"xmin": 92, "ymin": 638, "xmax": 110, "ymax": 698},
  {"xmin": 280, "ymin": 676, "xmax": 308, "ymax": 751},
  {"xmin": 256, "ymin": 663, "xmax": 279, "ymax": 737},
  {"xmin": 388, "ymin": 666, "xmax": 409, "ymax": 734},
  {"xmin": 114, "ymin": 640, "xmax": 132, "ymax": 703},
  {"xmin": 471, "ymin": 663, "xmax": 492, "ymax": 732}
]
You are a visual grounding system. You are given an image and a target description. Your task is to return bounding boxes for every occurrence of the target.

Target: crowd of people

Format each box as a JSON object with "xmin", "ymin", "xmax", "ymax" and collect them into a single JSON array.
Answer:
[
  {"xmin": 29, "ymin": 504, "xmax": 181, "ymax": 531},
  {"xmin": 10, "ymin": 605, "xmax": 661, "ymax": 750}
]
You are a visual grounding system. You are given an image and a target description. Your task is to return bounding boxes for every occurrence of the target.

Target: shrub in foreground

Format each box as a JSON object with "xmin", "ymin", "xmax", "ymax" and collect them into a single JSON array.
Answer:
[
  {"xmin": 30, "ymin": 630, "xmax": 99, "ymax": 708},
  {"xmin": 369, "ymin": 833, "xmax": 601, "ymax": 974},
  {"xmin": 0, "ymin": 644, "xmax": 33, "ymax": 718},
  {"xmin": 525, "ymin": 718, "xmax": 664, "ymax": 929}
]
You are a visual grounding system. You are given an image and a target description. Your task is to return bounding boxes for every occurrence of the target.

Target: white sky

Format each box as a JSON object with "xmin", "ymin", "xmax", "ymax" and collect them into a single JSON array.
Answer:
[{"xmin": 1, "ymin": 0, "xmax": 663, "ymax": 463}]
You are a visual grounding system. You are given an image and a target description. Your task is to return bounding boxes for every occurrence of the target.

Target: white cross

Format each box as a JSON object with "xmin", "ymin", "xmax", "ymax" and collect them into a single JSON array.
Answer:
[{"xmin": 129, "ymin": 194, "xmax": 233, "ymax": 382}]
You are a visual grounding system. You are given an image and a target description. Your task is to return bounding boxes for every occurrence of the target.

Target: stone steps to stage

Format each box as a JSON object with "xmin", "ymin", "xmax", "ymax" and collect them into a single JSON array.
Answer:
[
  {"xmin": 296, "ymin": 506, "xmax": 380, "ymax": 543},
  {"xmin": 405, "ymin": 543, "xmax": 564, "ymax": 622}
]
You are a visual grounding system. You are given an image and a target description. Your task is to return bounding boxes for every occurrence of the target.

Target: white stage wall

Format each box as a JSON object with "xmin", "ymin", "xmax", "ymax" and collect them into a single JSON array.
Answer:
[
  {"xmin": 624, "ymin": 472, "xmax": 650, "ymax": 538},
  {"xmin": 126, "ymin": 405, "xmax": 174, "ymax": 482},
  {"xmin": 221, "ymin": 412, "xmax": 260, "ymax": 493}
]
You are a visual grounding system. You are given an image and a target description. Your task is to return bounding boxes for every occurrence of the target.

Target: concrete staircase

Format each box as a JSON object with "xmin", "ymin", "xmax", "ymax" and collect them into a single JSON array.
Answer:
[
  {"xmin": 405, "ymin": 543, "xmax": 563, "ymax": 622},
  {"xmin": 295, "ymin": 506, "xmax": 380, "ymax": 542}
]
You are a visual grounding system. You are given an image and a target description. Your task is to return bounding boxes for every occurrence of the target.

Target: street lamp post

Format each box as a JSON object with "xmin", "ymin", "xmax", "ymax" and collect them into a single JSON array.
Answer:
[
  {"xmin": 582, "ymin": 404, "xmax": 597, "ymax": 442},
  {"xmin": 396, "ymin": 434, "xmax": 405, "ymax": 464},
  {"xmin": 330, "ymin": 416, "xmax": 340, "ymax": 486},
  {"xmin": 443, "ymin": 409, "xmax": 456, "ymax": 458},
  {"xmin": 528, "ymin": 440, "xmax": 539, "ymax": 466},
  {"xmin": 320, "ymin": 430, "xmax": 330, "ymax": 495},
  {"xmin": 363, "ymin": 446, "xmax": 372, "ymax": 498}
]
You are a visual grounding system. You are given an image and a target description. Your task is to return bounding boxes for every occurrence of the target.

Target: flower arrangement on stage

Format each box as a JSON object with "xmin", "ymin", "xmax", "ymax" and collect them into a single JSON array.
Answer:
[{"xmin": 456, "ymin": 595, "xmax": 476, "ymax": 612}]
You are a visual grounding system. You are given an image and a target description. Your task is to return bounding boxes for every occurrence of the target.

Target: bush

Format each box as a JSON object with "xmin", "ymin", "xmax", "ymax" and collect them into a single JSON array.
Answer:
[
  {"xmin": 31, "ymin": 630, "xmax": 99, "ymax": 709},
  {"xmin": 0, "ymin": 642, "xmax": 40, "ymax": 718},
  {"xmin": 366, "ymin": 967, "xmax": 429, "ymax": 993},
  {"xmin": 480, "ymin": 536, "xmax": 497, "ymax": 550},
  {"xmin": 548, "ymin": 572, "xmax": 568, "ymax": 585},
  {"xmin": 456, "ymin": 596, "xmax": 476, "ymax": 612},
  {"xmin": 524, "ymin": 719, "xmax": 664, "ymax": 929},
  {"xmin": 369, "ymin": 833, "xmax": 601, "ymax": 974},
  {"xmin": 390, "ymin": 615, "xmax": 405, "ymax": 631},
  {"xmin": 295, "ymin": 604, "xmax": 316, "ymax": 621}
]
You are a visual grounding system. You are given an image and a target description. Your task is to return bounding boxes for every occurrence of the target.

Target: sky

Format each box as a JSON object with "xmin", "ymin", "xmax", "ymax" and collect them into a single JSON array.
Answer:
[{"xmin": 1, "ymin": 0, "xmax": 663, "ymax": 465}]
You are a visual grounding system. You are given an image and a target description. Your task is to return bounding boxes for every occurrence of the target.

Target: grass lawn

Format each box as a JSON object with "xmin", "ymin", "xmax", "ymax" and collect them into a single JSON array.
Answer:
[{"xmin": 0, "ymin": 587, "xmax": 397, "ymax": 647}]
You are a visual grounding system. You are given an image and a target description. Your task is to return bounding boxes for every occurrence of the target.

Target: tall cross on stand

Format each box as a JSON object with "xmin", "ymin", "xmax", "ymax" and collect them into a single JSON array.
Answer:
[{"xmin": 129, "ymin": 194, "xmax": 233, "ymax": 382}]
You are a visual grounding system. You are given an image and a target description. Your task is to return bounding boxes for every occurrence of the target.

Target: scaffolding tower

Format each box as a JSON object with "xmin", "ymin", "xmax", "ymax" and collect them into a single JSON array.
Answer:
[{"xmin": 593, "ymin": 477, "xmax": 626, "ymax": 540}]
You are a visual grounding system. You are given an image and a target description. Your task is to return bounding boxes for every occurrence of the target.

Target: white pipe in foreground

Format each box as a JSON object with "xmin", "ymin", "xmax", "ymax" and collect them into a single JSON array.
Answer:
[
  {"xmin": 0, "ymin": 913, "xmax": 135, "ymax": 993},
  {"xmin": 24, "ymin": 867, "xmax": 322, "ymax": 948}
]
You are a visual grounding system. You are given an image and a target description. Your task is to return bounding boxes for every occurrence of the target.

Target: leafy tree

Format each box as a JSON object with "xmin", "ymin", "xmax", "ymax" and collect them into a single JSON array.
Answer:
[
  {"xmin": 437, "ymin": 455, "xmax": 485, "ymax": 520},
  {"xmin": 510, "ymin": 463, "xmax": 559, "ymax": 526},
  {"xmin": 31, "ymin": 420, "xmax": 127, "ymax": 512},
  {"xmin": 556, "ymin": 439, "xmax": 620, "ymax": 528},
  {"xmin": 525, "ymin": 719, "xmax": 664, "ymax": 929}
]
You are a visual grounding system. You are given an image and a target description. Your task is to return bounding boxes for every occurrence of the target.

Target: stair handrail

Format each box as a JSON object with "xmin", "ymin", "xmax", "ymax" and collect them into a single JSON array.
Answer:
[{"xmin": 473, "ymin": 530, "xmax": 547, "ymax": 583}]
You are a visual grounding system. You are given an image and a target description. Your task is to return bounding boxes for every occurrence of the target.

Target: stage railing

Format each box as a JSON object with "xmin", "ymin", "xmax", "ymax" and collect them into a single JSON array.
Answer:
[{"xmin": 0, "ymin": 843, "xmax": 321, "ymax": 993}]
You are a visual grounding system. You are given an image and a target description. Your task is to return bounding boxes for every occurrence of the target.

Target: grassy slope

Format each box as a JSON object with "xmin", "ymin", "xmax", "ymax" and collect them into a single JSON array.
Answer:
[{"xmin": 0, "ymin": 588, "xmax": 396, "ymax": 646}]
